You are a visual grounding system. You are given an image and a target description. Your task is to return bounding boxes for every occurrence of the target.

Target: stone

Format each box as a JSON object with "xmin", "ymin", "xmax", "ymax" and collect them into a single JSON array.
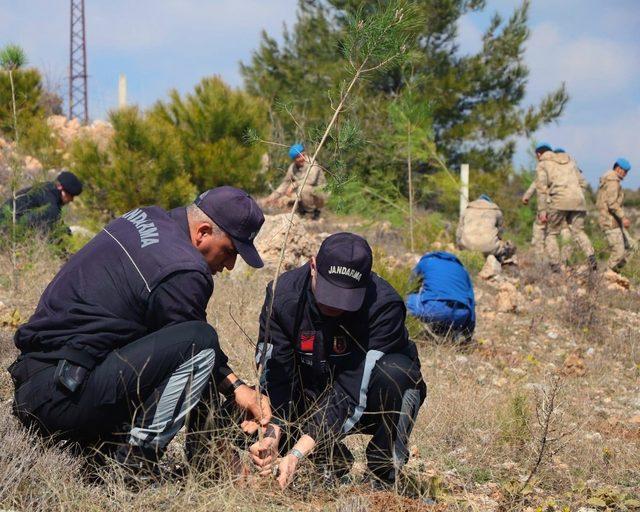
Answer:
[
  {"xmin": 496, "ymin": 282, "xmax": 520, "ymax": 313},
  {"xmin": 562, "ymin": 352, "xmax": 586, "ymax": 376},
  {"xmin": 479, "ymin": 255, "xmax": 502, "ymax": 280},
  {"xmin": 603, "ymin": 269, "xmax": 631, "ymax": 292},
  {"xmin": 250, "ymin": 213, "xmax": 320, "ymax": 271}
]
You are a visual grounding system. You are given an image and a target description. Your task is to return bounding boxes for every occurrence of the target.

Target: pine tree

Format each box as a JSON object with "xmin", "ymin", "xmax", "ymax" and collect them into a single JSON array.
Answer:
[
  {"xmin": 241, "ymin": 0, "xmax": 568, "ymax": 181},
  {"xmin": 151, "ymin": 76, "xmax": 269, "ymax": 193},
  {"xmin": 70, "ymin": 77, "xmax": 269, "ymax": 218}
]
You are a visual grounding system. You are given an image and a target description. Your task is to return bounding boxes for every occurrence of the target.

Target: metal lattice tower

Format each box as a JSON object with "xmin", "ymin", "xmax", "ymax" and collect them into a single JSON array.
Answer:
[{"xmin": 69, "ymin": 0, "xmax": 88, "ymax": 123}]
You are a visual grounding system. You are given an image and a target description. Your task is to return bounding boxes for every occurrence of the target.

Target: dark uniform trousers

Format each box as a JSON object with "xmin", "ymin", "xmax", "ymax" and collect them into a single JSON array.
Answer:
[
  {"xmin": 12, "ymin": 321, "xmax": 221, "ymax": 458},
  {"xmin": 282, "ymin": 352, "xmax": 426, "ymax": 482}
]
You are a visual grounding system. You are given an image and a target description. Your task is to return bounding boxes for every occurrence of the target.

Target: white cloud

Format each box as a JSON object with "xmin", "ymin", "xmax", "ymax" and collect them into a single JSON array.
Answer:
[{"xmin": 526, "ymin": 22, "xmax": 638, "ymax": 101}]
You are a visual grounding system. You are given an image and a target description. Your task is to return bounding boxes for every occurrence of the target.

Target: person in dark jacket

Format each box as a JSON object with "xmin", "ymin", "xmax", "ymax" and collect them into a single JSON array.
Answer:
[
  {"xmin": 9, "ymin": 186, "xmax": 271, "ymax": 474},
  {"xmin": 250, "ymin": 233, "xmax": 426, "ymax": 489},
  {"xmin": 1, "ymin": 170, "xmax": 83, "ymax": 231},
  {"xmin": 406, "ymin": 251, "xmax": 475, "ymax": 343}
]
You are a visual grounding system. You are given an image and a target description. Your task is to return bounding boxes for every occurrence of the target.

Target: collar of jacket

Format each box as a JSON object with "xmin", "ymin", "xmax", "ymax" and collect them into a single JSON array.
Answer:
[
  {"xmin": 47, "ymin": 182, "xmax": 63, "ymax": 207},
  {"xmin": 167, "ymin": 206, "xmax": 191, "ymax": 242}
]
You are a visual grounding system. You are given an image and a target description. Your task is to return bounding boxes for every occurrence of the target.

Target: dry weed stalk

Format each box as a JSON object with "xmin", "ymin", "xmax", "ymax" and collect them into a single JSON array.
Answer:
[{"xmin": 517, "ymin": 375, "xmax": 571, "ymax": 496}]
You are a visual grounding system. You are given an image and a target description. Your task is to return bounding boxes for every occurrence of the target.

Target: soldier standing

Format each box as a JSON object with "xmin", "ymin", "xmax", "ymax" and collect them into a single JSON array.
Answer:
[
  {"xmin": 596, "ymin": 158, "xmax": 632, "ymax": 271},
  {"xmin": 522, "ymin": 147, "xmax": 574, "ymax": 263},
  {"xmin": 534, "ymin": 142, "xmax": 596, "ymax": 272}
]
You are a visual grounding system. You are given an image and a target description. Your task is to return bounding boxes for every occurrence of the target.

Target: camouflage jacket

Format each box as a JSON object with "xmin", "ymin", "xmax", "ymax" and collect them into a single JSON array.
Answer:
[
  {"xmin": 535, "ymin": 151, "xmax": 588, "ymax": 213},
  {"xmin": 456, "ymin": 198, "xmax": 503, "ymax": 254},
  {"xmin": 275, "ymin": 159, "xmax": 326, "ymax": 196},
  {"xmin": 522, "ymin": 181, "xmax": 537, "ymax": 203},
  {"xmin": 596, "ymin": 170, "xmax": 625, "ymax": 230}
]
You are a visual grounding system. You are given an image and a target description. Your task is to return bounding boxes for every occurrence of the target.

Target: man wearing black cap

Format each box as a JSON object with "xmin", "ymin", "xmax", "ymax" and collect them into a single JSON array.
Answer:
[
  {"xmin": 0, "ymin": 170, "xmax": 83, "ymax": 232},
  {"xmin": 9, "ymin": 186, "xmax": 270, "ymax": 474},
  {"xmin": 250, "ymin": 233, "xmax": 426, "ymax": 489}
]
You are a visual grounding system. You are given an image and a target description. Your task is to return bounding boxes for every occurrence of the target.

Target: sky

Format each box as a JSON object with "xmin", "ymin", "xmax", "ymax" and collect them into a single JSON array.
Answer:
[{"xmin": 1, "ymin": 1, "xmax": 638, "ymax": 188}]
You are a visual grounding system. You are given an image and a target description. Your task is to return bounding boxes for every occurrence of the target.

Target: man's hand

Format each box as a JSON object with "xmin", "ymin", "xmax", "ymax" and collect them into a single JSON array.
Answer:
[
  {"xmin": 249, "ymin": 424, "xmax": 281, "ymax": 476},
  {"xmin": 538, "ymin": 212, "xmax": 548, "ymax": 224},
  {"xmin": 623, "ymin": 217, "xmax": 631, "ymax": 229},
  {"xmin": 233, "ymin": 384, "xmax": 271, "ymax": 433},
  {"xmin": 521, "ymin": 197, "xmax": 529, "ymax": 205},
  {"xmin": 277, "ymin": 453, "xmax": 300, "ymax": 489}
]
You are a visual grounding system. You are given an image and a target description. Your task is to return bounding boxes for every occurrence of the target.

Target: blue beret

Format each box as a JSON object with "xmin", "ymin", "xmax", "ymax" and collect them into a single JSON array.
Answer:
[
  {"xmin": 535, "ymin": 141, "xmax": 552, "ymax": 152},
  {"xmin": 554, "ymin": 147, "xmax": 566, "ymax": 153},
  {"xmin": 288, "ymin": 143, "xmax": 305, "ymax": 160},
  {"xmin": 615, "ymin": 158, "xmax": 631, "ymax": 172},
  {"xmin": 479, "ymin": 194, "xmax": 493, "ymax": 203}
]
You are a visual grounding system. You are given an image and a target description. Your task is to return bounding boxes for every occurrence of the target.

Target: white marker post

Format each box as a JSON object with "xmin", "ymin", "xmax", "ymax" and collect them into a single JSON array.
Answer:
[
  {"xmin": 460, "ymin": 163, "xmax": 469, "ymax": 218},
  {"xmin": 118, "ymin": 74, "xmax": 127, "ymax": 109}
]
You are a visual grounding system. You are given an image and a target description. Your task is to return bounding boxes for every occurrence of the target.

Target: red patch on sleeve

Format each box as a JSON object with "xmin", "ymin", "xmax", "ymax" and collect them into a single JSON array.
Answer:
[{"xmin": 299, "ymin": 331, "xmax": 316, "ymax": 352}]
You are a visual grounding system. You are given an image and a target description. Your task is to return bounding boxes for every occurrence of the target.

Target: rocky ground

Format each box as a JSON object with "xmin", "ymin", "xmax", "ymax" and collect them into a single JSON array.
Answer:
[{"xmin": 0, "ymin": 215, "xmax": 638, "ymax": 511}]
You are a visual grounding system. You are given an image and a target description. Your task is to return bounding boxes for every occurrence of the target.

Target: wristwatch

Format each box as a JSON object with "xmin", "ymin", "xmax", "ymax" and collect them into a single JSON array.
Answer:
[
  {"xmin": 230, "ymin": 378, "xmax": 246, "ymax": 393},
  {"xmin": 289, "ymin": 448, "xmax": 304, "ymax": 460}
]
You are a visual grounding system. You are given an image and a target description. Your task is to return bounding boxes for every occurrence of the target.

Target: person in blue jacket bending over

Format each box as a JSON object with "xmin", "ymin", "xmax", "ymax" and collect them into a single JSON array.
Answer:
[{"xmin": 406, "ymin": 251, "xmax": 475, "ymax": 343}]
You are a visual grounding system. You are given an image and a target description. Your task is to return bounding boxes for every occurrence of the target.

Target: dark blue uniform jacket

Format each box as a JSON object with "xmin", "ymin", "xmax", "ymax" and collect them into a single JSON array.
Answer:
[
  {"xmin": 2, "ymin": 182, "xmax": 63, "ymax": 231},
  {"xmin": 256, "ymin": 263, "xmax": 420, "ymax": 441},
  {"xmin": 14, "ymin": 206, "xmax": 229, "ymax": 378}
]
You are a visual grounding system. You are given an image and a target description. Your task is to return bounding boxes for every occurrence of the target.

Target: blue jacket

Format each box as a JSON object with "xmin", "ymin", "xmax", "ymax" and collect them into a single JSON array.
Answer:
[{"xmin": 406, "ymin": 251, "xmax": 475, "ymax": 332}]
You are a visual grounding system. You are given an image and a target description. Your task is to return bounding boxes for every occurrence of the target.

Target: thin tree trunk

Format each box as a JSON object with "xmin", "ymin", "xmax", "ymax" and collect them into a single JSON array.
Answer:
[
  {"xmin": 255, "ymin": 61, "xmax": 367, "ymax": 430},
  {"xmin": 9, "ymin": 69, "xmax": 19, "ymax": 293},
  {"xmin": 407, "ymin": 124, "xmax": 414, "ymax": 252}
]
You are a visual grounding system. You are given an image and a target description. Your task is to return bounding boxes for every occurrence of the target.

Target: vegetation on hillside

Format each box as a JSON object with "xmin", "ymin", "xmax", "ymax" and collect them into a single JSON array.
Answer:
[
  {"xmin": 241, "ymin": 0, "xmax": 568, "ymax": 214},
  {"xmin": 70, "ymin": 77, "xmax": 268, "ymax": 218}
]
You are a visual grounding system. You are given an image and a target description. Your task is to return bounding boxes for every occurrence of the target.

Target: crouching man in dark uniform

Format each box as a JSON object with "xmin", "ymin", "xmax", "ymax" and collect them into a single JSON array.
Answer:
[
  {"xmin": 1, "ymin": 170, "xmax": 83, "ymax": 232},
  {"xmin": 8, "ymin": 186, "xmax": 271, "ymax": 474},
  {"xmin": 250, "ymin": 233, "xmax": 426, "ymax": 489}
]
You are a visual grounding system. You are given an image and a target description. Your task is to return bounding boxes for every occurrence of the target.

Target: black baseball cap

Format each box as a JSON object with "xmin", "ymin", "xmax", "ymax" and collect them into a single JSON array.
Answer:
[
  {"xmin": 57, "ymin": 170, "xmax": 83, "ymax": 196},
  {"xmin": 194, "ymin": 186, "xmax": 265, "ymax": 268},
  {"xmin": 314, "ymin": 232, "xmax": 373, "ymax": 312}
]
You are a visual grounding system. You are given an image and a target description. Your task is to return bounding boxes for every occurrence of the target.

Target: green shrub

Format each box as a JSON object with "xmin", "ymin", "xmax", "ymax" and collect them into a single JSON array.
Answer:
[
  {"xmin": 454, "ymin": 250, "xmax": 485, "ymax": 276},
  {"xmin": 151, "ymin": 76, "xmax": 269, "ymax": 193},
  {"xmin": 70, "ymin": 107, "xmax": 196, "ymax": 219},
  {"xmin": 0, "ymin": 66, "xmax": 43, "ymax": 138},
  {"xmin": 70, "ymin": 77, "xmax": 269, "ymax": 220},
  {"xmin": 327, "ymin": 171, "xmax": 408, "ymax": 227}
]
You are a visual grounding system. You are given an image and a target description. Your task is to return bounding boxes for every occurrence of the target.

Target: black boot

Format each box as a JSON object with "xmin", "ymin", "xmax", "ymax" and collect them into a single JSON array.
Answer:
[{"xmin": 113, "ymin": 443, "xmax": 161, "ymax": 484}]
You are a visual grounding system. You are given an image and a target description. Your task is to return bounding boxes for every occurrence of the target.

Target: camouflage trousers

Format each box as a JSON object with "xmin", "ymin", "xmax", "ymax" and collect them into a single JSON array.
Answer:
[
  {"xmin": 281, "ymin": 188, "xmax": 326, "ymax": 214},
  {"xmin": 603, "ymin": 228, "xmax": 626, "ymax": 270},
  {"xmin": 546, "ymin": 210, "xmax": 594, "ymax": 266},
  {"xmin": 531, "ymin": 220, "xmax": 573, "ymax": 262}
]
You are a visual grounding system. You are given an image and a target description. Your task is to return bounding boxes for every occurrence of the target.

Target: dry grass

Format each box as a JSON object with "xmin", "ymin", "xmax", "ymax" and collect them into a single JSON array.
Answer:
[{"xmin": 1, "ymin": 230, "xmax": 639, "ymax": 511}]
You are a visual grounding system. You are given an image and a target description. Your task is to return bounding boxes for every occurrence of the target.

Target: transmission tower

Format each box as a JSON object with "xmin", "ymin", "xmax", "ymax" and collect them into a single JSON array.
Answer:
[{"xmin": 69, "ymin": 0, "xmax": 88, "ymax": 123}]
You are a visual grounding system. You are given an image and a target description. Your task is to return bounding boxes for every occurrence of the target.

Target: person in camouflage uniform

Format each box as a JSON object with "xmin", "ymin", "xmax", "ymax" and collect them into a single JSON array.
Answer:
[
  {"xmin": 596, "ymin": 158, "xmax": 632, "ymax": 271},
  {"xmin": 266, "ymin": 143, "xmax": 327, "ymax": 219},
  {"xmin": 522, "ymin": 147, "xmax": 573, "ymax": 263},
  {"xmin": 534, "ymin": 142, "xmax": 596, "ymax": 271},
  {"xmin": 457, "ymin": 195, "xmax": 515, "ymax": 262}
]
